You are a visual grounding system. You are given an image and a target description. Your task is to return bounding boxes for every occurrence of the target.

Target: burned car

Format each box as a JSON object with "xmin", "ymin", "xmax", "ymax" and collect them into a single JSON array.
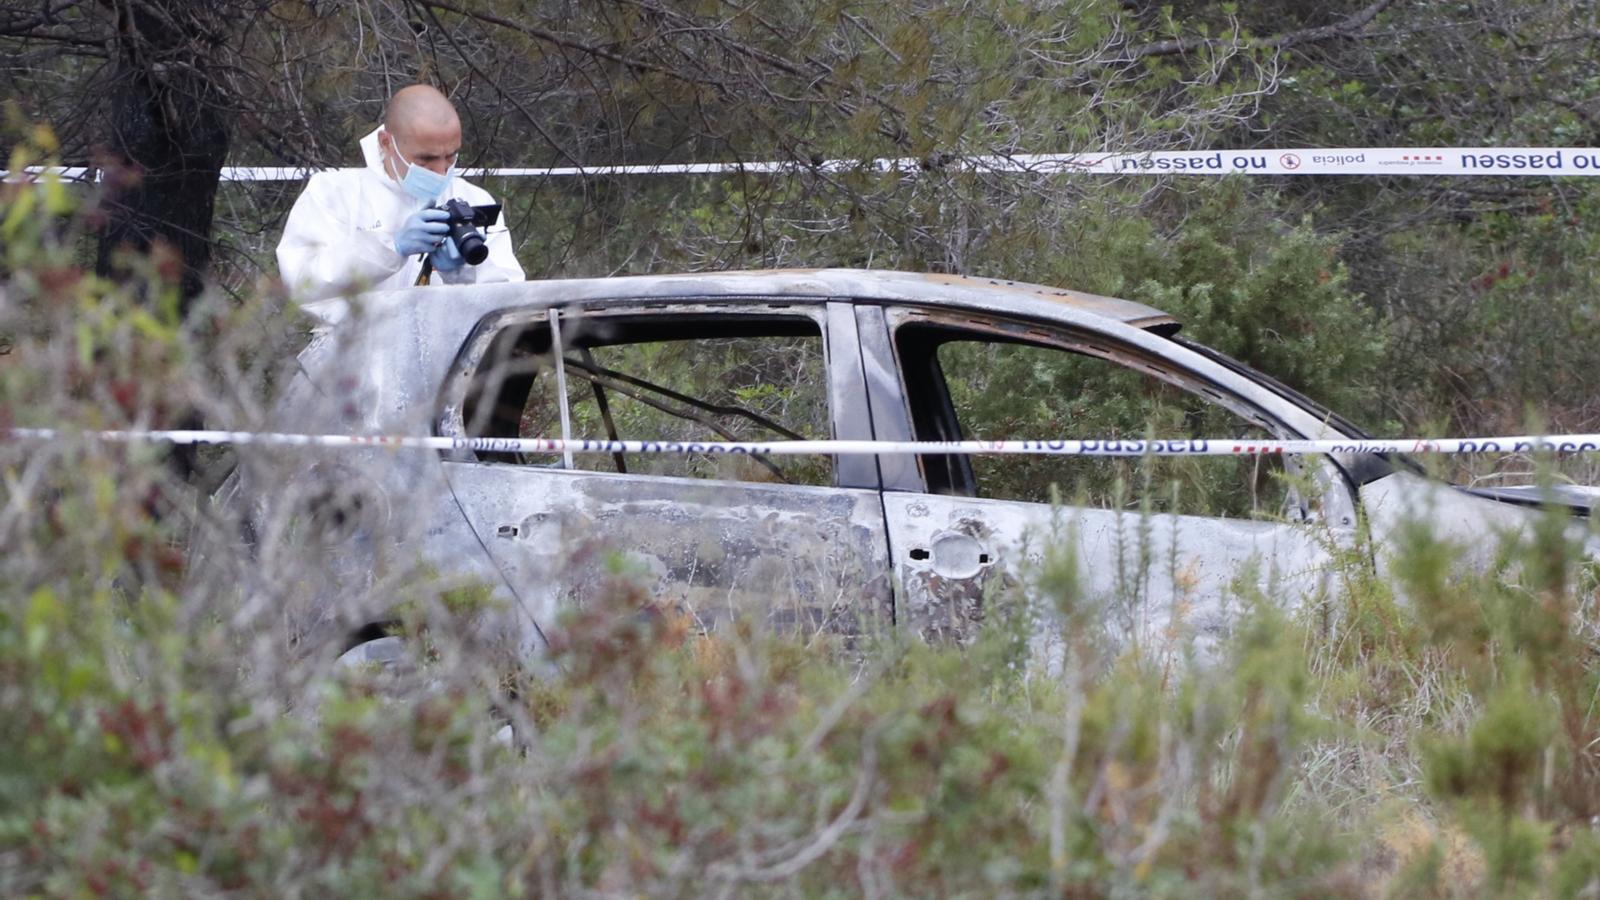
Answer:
[{"xmin": 225, "ymin": 270, "xmax": 1597, "ymax": 660}]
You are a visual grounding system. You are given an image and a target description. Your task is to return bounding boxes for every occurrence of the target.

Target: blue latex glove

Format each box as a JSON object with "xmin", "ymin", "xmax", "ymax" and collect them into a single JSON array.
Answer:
[
  {"xmin": 394, "ymin": 207, "xmax": 449, "ymax": 256},
  {"xmin": 429, "ymin": 233, "xmax": 466, "ymax": 272}
]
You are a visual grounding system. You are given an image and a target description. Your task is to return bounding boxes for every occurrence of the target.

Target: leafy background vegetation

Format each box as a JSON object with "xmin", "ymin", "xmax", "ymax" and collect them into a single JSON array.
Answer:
[{"xmin": 4, "ymin": 0, "xmax": 1600, "ymax": 894}]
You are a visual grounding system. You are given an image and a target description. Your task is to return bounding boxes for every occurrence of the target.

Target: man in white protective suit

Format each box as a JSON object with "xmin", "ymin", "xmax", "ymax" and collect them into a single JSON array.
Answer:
[{"xmin": 276, "ymin": 84, "xmax": 524, "ymax": 319}]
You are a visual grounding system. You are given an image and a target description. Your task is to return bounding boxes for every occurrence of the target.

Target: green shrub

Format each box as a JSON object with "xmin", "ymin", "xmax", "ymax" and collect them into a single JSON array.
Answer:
[{"xmin": 7, "ymin": 129, "xmax": 1600, "ymax": 898}]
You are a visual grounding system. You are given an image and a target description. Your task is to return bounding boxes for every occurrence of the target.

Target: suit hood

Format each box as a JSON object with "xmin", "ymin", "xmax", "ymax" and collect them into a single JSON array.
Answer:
[{"xmin": 358, "ymin": 127, "xmax": 412, "ymax": 200}]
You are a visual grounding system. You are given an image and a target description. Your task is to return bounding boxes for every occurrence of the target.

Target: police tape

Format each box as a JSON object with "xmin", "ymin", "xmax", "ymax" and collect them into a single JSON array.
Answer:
[
  {"xmin": 8, "ymin": 147, "xmax": 1600, "ymax": 182},
  {"xmin": 5, "ymin": 428, "xmax": 1600, "ymax": 457}
]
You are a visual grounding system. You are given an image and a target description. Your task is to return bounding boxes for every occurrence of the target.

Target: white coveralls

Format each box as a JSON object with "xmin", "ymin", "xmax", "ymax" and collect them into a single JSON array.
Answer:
[{"xmin": 276, "ymin": 127, "xmax": 525, "ymax": 320}]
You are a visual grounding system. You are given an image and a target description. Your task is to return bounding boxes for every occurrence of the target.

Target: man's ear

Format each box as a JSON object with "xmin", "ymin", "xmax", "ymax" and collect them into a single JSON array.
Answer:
[{"xmin": 377, "ymin": 128, "xmax": 402, "ymax": 179}]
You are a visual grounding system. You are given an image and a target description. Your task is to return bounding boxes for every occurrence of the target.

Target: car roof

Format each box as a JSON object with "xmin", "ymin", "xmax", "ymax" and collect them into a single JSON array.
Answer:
[
  {"xmin": 743, "ymin": 269, "xmax": 1180, "ymax": 332},
  {"xmin": 423, "ymin": 268, "xmax": 1181, "ymax": 335}
]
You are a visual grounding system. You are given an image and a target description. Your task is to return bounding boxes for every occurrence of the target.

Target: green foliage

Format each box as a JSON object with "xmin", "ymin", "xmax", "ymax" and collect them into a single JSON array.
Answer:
[
  {"xmin": 1116, "ymin": 182, "xmax": 1388, "ymax": 421},
  {"xmin": 1423, "ymin": 683, "xmax": 1554, "ymax": 811},
  {"xmin": 1554, "ymin": 831, "xmax": 1600, "ymax": 899},
  {"xmin": 7, "ymin": 12, "xmax": 1600, "ymax": 891}
]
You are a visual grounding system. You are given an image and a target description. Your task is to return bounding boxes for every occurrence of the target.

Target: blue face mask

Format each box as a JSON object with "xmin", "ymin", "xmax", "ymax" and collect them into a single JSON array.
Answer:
[{"xmin": 390, "ymin": 136, "xmax": 456, "ymax": 202}]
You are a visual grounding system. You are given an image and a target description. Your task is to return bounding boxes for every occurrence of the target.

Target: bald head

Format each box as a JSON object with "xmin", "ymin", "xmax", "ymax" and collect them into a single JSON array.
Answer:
[
  {"xmin": 384, "ymin": 85, "xmax": 460, "ymax": 138},
  {"xmin": 378, "ymin": 85, "xmax": 462, "ymax": 181}
]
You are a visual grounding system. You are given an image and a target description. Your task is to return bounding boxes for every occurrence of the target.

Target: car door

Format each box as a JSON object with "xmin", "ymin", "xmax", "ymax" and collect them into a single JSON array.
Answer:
[
  {"xmin": 861, "ymin": 304, "xmax": 1346, "ymax": 652},
  {"xmin": 438, "ymin": 299, "xmax": 892, "ymax": 651}
]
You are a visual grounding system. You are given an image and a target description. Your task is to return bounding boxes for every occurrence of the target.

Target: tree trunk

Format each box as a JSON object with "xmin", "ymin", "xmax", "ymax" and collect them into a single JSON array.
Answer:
[{"xmin": 95, "ymin": 1, "xmax": 230, "ymax": 307}]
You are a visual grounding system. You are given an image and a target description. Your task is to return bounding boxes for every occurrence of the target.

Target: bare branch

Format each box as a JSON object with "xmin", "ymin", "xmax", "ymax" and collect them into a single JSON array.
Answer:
[
  {"xmin": 0, "ymin": 28, "xmax": 106, "ymax": 50},
  {"xmin": 1113, "ymin": 0, "xmax": 1399, "ymax": 62},
  {"xmin": 409, "ymin": 0, "xmax": 723, "ymax": 86}
]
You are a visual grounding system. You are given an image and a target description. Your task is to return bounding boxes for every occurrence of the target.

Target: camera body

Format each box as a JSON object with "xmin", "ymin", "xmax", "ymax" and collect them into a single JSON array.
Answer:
[{"xmin": 433, "ymin": 199, "xmax": 501, "ymax": 266}]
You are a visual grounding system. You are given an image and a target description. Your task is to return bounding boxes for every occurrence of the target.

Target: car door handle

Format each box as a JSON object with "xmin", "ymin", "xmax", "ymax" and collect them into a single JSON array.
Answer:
[{"xmin": 909, "ymin": 533, "xmax": 992, "ymax": 578}]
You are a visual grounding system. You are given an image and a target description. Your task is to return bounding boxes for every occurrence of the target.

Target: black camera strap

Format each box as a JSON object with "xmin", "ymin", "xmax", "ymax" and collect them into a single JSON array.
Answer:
[{"xmin": 413, "ymin": 255, "xmax": 434, "ymax": 286}]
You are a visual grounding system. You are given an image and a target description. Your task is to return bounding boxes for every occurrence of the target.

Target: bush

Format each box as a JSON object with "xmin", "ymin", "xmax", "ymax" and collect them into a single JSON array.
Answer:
[{"xmin": 6, "ymin": 138, "xmax": 1600, "ymax": 898}]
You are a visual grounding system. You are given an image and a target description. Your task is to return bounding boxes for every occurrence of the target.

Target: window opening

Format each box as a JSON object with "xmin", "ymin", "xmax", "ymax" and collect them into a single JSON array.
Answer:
[
  {"xmin": 461, "ymin": 313, "xmax": 831, "ymax": 486},
  {"xmin": 579, "ymin": 347, "xmax": 627, "ymax": 473},
  {"xmin": 895, "ymin": 320, "xmax": 1294, "ymax": 518},
  {"xmin": 558, "ymin": 353, "xmax": 808, "ymax": 441},
  {"xmin": 549, "ymin": 353, "xmax": 796, "ymax": 482}
]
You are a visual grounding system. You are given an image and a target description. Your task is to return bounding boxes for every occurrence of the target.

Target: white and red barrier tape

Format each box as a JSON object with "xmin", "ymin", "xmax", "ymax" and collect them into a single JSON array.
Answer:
[
  {"xmin": 5, "ymin": 428, "xmax": 1600, "ymax": 456},
  {"xmin": 7, "ymin": 148, "xmax": 1600, "ymax": 182}
]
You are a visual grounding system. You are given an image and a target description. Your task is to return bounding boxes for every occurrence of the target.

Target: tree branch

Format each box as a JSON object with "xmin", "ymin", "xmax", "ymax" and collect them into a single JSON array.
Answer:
[
  {"xmin": 0, "ymin": 28, "xmax": 106, "ymax": 50},
  {"xmin": 617, "ymin": 0, "xmax": 908, "ymax": 123},
  {"xmin": 408, "ymin": 0, "xmax": 722, "ymax": 86},
  {"xmin": 1114, "ymin": 0, "xmax": 1399, "ymax": 62},
  {"xmin": 0, "ymin": 0, "xmax": 84, "ymax": 37},
  {"xmin": 411, "ymin": 1, "xmax": 585, "ymax": 168}
]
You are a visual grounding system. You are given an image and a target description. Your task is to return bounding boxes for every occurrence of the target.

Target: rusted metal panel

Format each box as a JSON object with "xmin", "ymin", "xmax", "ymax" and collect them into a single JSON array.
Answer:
[
  {"xmin": 206, "ymin": 446, "xmax": 535, "ymax": 656},
  {"xmin": 1360, "ymin": 471, "xmax": 1600, "ymax": 576},
  {"xmin": 442, "ymin": 464, "xmax": 894, "ymax": 641},
  {"xmin": 423, "ymin": 297, "xmax": 894, "ymax": 645},
  {"xmin": 883, "ymin": 493, "xmax": 1334, "ymax": 651},
  {"xmin": 905, "ymin": 271, "xmax": 1180, "ymax": 331}
]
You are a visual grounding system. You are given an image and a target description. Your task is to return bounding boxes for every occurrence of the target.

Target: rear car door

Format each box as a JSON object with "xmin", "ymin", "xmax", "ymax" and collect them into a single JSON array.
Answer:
[
  {"xmin": 437, "ymin": 300, "xmax": 891, "ymax": 650},
  {"xmin": 863, "ymin": 305, "xmax": 1345, "ymax": 650}
]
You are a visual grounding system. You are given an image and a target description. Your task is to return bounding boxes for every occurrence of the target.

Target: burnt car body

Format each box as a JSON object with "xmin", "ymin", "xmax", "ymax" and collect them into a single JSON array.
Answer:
[{"xmin": 226, "ymin": 270, "xmax": 1598, "ymax": 658}]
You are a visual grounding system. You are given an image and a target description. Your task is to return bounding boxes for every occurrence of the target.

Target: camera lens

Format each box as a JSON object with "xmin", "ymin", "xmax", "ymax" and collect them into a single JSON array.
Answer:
[{"xmin": 449, "ymin": 221, "xmax": 490, "ymax": 265}]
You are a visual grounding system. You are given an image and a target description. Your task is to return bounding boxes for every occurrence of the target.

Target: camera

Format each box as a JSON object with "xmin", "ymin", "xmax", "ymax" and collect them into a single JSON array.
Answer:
[{"xmin": 434, "ymin": 199, "xmax": 501, "ymax": 266}]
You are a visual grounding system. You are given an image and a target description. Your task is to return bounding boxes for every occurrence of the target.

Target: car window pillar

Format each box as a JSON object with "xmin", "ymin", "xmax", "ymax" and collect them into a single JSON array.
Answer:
[
  {"xmin": 547, "ymin": 308, "xmax": 573, "ymax": 469},
  {"xmin": 825, "ymin": 300, "xmax": 879, "ymax": 490},
  {"xmin": 853, "ymin": 304, "xmax": 922, "ymax": 493}
]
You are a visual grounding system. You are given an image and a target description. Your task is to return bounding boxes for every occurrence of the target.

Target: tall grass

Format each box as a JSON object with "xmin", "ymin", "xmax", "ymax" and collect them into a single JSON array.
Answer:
[{"xmin": 5, "ymin": 153, "xmax": 1600, "ymax": 897}]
